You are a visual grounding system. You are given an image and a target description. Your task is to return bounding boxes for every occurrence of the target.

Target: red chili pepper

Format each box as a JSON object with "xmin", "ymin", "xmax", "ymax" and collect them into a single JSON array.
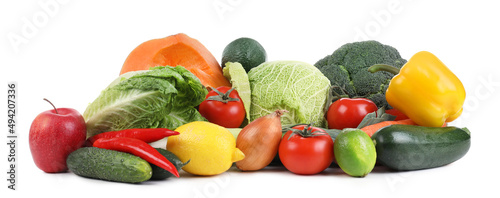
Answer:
[
  {"xmin": 93, "ymin": 137, "xmax": 180, "ymax": 178},
  {"xmin": 85, "ymin": 128, "xmax": 179, "ymax": 146}
]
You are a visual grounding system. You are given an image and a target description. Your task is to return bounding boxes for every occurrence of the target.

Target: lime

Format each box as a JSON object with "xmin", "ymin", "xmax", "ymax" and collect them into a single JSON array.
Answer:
[
  {"xmin": 334, "ymin": 128, "xmax": 376, "ymax": 177},
  {"xmin": 221, "ymin": 37, "xmax": 267, "ymax": 72}
]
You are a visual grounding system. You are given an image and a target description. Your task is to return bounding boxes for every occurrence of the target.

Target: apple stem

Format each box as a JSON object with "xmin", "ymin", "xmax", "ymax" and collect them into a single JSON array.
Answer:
[{"xmin": 43, "ymin": 98, "xmax": 58, "ymax": 114}]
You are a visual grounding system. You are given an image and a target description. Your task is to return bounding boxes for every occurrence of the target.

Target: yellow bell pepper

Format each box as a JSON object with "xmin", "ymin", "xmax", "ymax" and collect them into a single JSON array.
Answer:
[{"xmin": 368, "ymin": 51, "xmax": 466, "ymax": 127}]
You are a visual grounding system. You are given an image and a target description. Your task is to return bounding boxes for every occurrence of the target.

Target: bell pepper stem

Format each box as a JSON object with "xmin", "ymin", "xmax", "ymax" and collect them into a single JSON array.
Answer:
[{"xmin": 368, "ymin": 64, "xmax": 401, "ymax": 75}]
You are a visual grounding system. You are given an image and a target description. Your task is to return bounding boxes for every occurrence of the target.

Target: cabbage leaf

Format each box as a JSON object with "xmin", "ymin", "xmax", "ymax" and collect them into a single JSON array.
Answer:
[
  {"xmin": 83, "ymin": 66, "xmax": 208, "ymax": 138},
  {"xmin": 248, "ymin": 61, "xmax": 331, "ymax": 127}
]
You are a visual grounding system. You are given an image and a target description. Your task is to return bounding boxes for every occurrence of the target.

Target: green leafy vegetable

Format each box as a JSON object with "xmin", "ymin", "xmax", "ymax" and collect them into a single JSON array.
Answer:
[
  {"xmin": 223, "ymin": 62, "xmax": 251, "ymax": 126},
  {"xmin": 356, "ymin": 106, "xmax": 396, "ymax": 129},
  {"xmin": 314, "ymin": 40, "xmax": 406, "ymax": 107},
  {"xmin": 248, "ymin": 60, "xmax": 330, "ymax": 127},
  {"xmin": 83, "ymin": 66, "xmax": 208, "ymax": 138}
]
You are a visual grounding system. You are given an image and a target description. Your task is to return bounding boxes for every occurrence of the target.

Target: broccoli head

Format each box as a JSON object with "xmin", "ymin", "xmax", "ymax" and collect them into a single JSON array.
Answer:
[{"xmin": 315, "ymin": 40, "xmax": 406, "ymax": 107}]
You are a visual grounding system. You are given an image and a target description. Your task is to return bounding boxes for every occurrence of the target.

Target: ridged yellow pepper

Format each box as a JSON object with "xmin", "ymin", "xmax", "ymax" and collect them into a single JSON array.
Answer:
[{"xmin": 368, "ymin": 51, "xmax": 466, "ymax": 127}]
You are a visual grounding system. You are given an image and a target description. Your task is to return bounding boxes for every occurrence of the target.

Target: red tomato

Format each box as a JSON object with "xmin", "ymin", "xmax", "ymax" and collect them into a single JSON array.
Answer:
[
  {"xmin": 279, "ymin": 125, "xmax": 334, "ymax": 175},
  {"xmin": 385, "ymin": 108, "xmax": 409, "ymax": 121},
  {"xmin": 198, "ymin": 86, "xmax": 245, "ymax": 128},
  {"xmin": 326, "ymin": 98, "xmax": 378, "ymax": 129}
]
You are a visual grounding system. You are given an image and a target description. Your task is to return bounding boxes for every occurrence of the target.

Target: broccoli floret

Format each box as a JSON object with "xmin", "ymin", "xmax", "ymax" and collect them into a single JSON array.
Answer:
[{"xmin": 315, "ymin": 40, "xmax": 406, "ymax": 107}]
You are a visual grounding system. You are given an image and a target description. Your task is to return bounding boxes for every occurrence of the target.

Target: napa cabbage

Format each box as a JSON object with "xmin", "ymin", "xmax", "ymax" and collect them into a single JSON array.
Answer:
[{"xmin": 83, "ymin": 66, "xmax": 208, "ymax": 138}]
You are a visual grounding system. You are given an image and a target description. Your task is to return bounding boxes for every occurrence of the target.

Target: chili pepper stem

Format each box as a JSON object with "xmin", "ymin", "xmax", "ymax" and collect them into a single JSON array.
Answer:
[{"xmin": 368, "ymin": 64, "xmax": 401, "ymax": 75}]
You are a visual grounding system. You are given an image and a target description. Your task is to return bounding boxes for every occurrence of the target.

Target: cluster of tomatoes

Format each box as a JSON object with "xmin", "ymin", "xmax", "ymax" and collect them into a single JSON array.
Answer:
[{"xmin": 278, "ymin": 98, "xmax": 380, "ymax": 174}]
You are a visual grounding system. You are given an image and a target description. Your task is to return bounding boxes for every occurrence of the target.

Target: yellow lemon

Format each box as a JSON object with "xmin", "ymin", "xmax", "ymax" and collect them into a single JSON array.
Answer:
[{"xmin": 167, "ymin": 121, "xmax": 245, "ymax": 176}]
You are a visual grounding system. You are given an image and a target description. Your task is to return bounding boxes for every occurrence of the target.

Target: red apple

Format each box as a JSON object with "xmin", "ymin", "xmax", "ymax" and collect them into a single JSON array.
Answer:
[{"xmin": 29, "ymin": 98, "xmax": 86, "ymax": 173}]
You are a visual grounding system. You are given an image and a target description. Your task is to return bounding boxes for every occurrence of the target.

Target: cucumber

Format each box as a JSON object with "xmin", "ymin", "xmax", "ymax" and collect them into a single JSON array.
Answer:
[
  {"xmin": 372, "ymin": 125, "xmax": 470, "ymax": 171},
  {"xmin": 67, "ymin": 147, "xmax": 152, "ymax": 183},
  {"xmin": 150, "ymin": 148, "xmax": 187, "ymax": 180}
]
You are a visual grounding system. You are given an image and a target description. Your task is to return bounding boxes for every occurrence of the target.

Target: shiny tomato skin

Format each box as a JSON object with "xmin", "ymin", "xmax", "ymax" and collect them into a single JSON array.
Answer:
[
  {"xmin": 326, "ymin": 98, "xmax": 378, "ymax": 129},
  {"xmin": 198, "ymin": 86, "xmax": 245, "ymax": 128},
  {"xmin": 385, "ymin": 108, "xmax": 409, "ymax": 121},
  {"xmin": 279, "ymin": 125, "xmax": 334, "ymax": 175}
]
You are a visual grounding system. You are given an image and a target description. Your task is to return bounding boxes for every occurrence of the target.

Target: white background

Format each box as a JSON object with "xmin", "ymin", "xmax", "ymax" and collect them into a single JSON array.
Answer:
[{"xmin": 2, "ymin": 0, "xmax": 499, "ymax": 197}]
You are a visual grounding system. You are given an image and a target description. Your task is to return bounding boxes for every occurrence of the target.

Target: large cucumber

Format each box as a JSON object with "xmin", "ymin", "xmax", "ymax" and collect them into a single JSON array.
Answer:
[
  {"xmin": 67, "ymin": 147, "xmax": 152, "ymax": 183},
  {"xmin": 371, "ymin": 125, "xmax": 470, "ymax": 171}
]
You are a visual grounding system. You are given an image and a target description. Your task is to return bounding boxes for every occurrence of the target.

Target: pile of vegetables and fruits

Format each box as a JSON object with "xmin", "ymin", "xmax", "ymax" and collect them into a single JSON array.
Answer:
[{"xmin": 29, "ymin": 33, "xmax": 470, "ymax": 183}]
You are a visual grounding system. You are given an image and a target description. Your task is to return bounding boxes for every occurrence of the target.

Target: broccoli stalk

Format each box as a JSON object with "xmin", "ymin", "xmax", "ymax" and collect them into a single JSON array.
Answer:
[{"xmin": 314, "ymin": 40, "xmax": 406, "ymax": 108}]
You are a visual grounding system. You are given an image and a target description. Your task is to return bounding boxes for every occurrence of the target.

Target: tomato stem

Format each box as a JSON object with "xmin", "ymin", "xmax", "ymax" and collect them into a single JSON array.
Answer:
[
  {"xmin": 206, "ymin": 87, "xmax": 240, "ymax": 104},
  {"xmin": 285, "ymin": 123, "xmax": 328, "ymax": 140}
]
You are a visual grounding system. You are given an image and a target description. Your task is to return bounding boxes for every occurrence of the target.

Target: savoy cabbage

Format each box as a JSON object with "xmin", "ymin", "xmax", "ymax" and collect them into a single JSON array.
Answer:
[{"xmin": 248, "ymin": 61, "xmax": 331, "ymax": 127}]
